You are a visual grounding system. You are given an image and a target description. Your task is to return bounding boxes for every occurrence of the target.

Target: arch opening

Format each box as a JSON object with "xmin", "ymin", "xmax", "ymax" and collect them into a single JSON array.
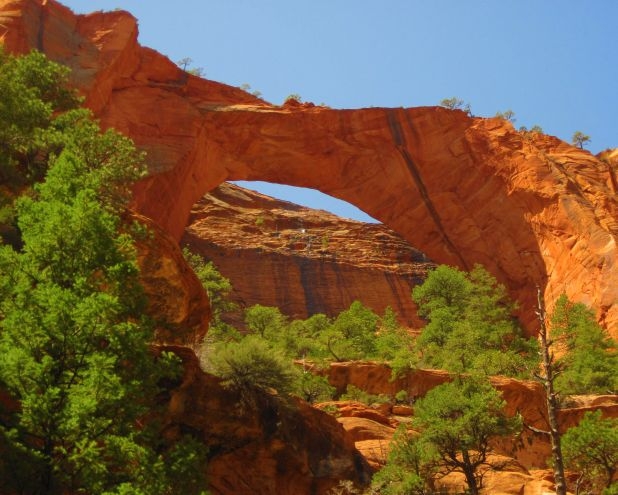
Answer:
[
  {"xmin": 231, "ymin": 181, "xmax": 381, "ymax": 224},
  {"xmin": 180, "ymin": 181, "xmax": 433, "ymax": 329}
]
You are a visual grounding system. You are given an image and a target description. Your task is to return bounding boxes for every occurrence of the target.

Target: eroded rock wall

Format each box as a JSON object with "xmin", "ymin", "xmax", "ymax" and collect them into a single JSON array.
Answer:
[
  {"xmin": 2, "ymin": 0, "xmax": 617, "ymax": 334},
  {"xmin": 182, "ymin": 183, "xmax": 431, "ymax": 327}
]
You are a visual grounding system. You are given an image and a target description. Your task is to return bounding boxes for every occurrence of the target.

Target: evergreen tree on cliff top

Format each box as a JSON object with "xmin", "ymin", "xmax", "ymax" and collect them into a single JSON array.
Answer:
[{"xmin": 0, "ymin": 50, "xmax": 206, "ymax": 494}]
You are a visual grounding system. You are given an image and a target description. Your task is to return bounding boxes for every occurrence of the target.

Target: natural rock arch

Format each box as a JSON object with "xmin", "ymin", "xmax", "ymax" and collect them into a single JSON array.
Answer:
[
  {"xmin": 131, "ymin": 102, "xmax": 617, "ymax": 334},
  {"xmin": 3, "ymin": 0, "xmax": 617, "ymax": 335}
]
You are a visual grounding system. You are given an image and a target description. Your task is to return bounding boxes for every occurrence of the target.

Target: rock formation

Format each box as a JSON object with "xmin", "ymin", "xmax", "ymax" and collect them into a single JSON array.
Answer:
[
  {"xmin": 324, "ymin": 362, "xmax": 618, "ymax": 492},
  {"xmin": 182, "ymin": 182, "xmax": 433, "ymax": 327},
  {"xmin": 133, "ymin": 214, "xmax": 211, "ymax": 344},
  {"xmin": 159, "ymin": 346, "xmax": 372, "ymax": 495},
  {"xmin": 2, "ymin": 3, "xmax": 618, "ymax": 494},
  {"xmin": 2, "ymin": 0, "xmax": 616, "ymax": 336}
]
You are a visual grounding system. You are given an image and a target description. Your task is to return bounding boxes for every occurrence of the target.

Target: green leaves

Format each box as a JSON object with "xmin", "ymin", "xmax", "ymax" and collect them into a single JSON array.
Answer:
[
  {"xmin": 371, "ymin": 426, "xmax": 436, "ymax": 495},
  {"xmin": 562, "ymin": 411, "xmax": 618, "ymax": 492},
  {"xmin": 551, "ymin": 294, "xmax": 617, "ymax": 395},
  {"xmin": 0, "ymin": 48, "xmax": 80, "ymax": 187},
  {"xmin": 412, "ymin": 264, "xmax": 538, "ymax": 377},
  {"xmin": 206, "ymin": 335, "xmax": 299, "ymax": 404},
  {"xmin": 0, "ymin": 51, "xmax": 205, "ymax": 494},
  {"xmin": 411, "ymin": 377, "xmax": 521, "ymax": 494}
]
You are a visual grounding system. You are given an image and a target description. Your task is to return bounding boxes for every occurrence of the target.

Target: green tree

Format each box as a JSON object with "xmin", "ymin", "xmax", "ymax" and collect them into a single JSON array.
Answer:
[
  {"xmin": 294, "ymin": 372, "xmax": 336, "ymax": 403},
  {"xmin": 439, "ymin": 97, "xmax": 471, "ymax": 115},
  {"xmin": 412, "ymin": 265, "xmax": 538, "ymax": 377},
  {"xmin": 551, "ymin": 294, "xmax": 617, "ymax": 395},
  {"xmin": 0, "ymin": 151, "xmax": 206, "ymax": 494},
  {"xmin": 495, "ymin": 109, "xmax": 516, "ymax": 123},
  {"xmin": 287, "ymin": 313, "xmax": 332, "ymax": 360},
  {"xmin": 245, "ymin": 304, "xmax": 287, "ymax": 340},
  {"xmin": 571, "ymin": 131, "xmax": 591, "ymax": 149},
  {"xmin": 319, "ymin": 301, "xmax": 379, "ymax": 361},
  {"xmin": 206, "ymin": 335, "xmax": 299, "ymax": 406},
  {"xmin": 0, "ymin": 48, "xmax": 80, "ymax": 183},
  {"xmin": 562, "ymin": 411, "xmax": 618, "ymax": 494},
  {"xmin": 0, "ymin": 51, "xmax": 206, "ymax": 494},
  {"xmin": 0, "ymin": 49, "xmax": 83, "ymax": 244},
  {"xmin": 412, "ymin": 377, "xmax": 521, "ymax": 495},
  {"xmin": 371, "ymin": 426, "xmax": 437, "ymax": 495},
  {"xmin": 374, "ymin": 307, "xmax": 416, "ymax": 377}
]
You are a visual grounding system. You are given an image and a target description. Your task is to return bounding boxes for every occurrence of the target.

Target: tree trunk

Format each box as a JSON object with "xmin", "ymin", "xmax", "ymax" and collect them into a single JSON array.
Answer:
[
  {"xmin": 461, "ymin": 450, "xmax": 479, "ymax": 495},
  {"xmin": 536, "ymin": 288, "xmax": 567, "ymax": 495}
]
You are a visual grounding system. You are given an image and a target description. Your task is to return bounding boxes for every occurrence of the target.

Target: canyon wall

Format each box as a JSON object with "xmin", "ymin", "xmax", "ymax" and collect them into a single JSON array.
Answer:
[
  {"xmin": 1, "ymin": 0, "xmax": 617, "ymax": 336},
  {"xmin": 182, "ymin": 183, "xmax": 432, "ymax": 327}
]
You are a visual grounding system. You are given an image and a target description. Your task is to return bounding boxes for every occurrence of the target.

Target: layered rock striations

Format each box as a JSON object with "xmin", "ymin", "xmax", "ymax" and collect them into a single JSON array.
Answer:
[
  {"xmin": 182, "ymin": 183, "xmax": 432, "ymax": 327},
  {"xmin": 2, "ymin": 0, "xmax": 616, "ymax": 335}
]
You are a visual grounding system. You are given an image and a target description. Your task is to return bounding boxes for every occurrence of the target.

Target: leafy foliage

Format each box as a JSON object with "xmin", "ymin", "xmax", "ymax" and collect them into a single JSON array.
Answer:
[
  {"xmin": 551, "ymin": 294, "xmax": 617, "ymax": 395},
  {"xmin": 205, "ymin": 335, "xmax": 299, "ymax": 405},
  {"xmin": 562, "ymin": 411, "xmax": 618, "ymax": 493},
  {"xmin": 412, "ymin": 265, "xmax": 538, "ymax": 377},
  {"xmin": 245, "ymin": 303, "xmax": 287, "ymax": 339},
  {"xmin": 0, "ymin": 48, "xmax": 80, "ymax": 187},
  {"xmin": 0, "ymin": 51, "xmax": 206, "ymax": 494},
  {"xmin": 370, "ymin": 426, "xmax": 437, "ymax": 495},
  {"xmin": 412, "ymin": 377, "xmax": 521, "ymax": 495},
  {"xmin": 439, "ymin": 97, "xmax": 471, "ymax": 115},
  {"xmin": 182, "ymin": 247, "xmax": 238, "ymax": 340},
  {"xmin": 319, "ymin": 301, "xmax": 379, "ymax": 361},
  {"xmin": 571, "ymin": 130, "xmax": 591, "ymax": 149},
  {"xmin": 295, "ymin": 372, "xmax": 336, "ymax": 403}
]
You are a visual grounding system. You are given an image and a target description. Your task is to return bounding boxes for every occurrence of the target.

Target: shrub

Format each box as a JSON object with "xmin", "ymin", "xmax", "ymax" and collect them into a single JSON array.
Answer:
[{"xmin": 207, "ymin": 336, "xmax": 299, "ymax": 405}]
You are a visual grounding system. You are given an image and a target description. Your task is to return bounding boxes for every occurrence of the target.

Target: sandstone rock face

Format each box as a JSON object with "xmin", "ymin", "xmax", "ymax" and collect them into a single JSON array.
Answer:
[
  {"xmin": 133, "ymin": 214, "xmax": 210, "ymax": 345},
  {"xmin": 159, "ymin": 346, "xmax": 371, "ymax": 495},
  {"xmin": 182, "ymin": 183, "xmax": 432, "ymax": 327},
  {"xmin": 325, "ymin": 362, "xmax": 618, "ymax": 469},
  {"xmin": 3, "ymin": 0, "xmax": 616, "ymax": 335}
]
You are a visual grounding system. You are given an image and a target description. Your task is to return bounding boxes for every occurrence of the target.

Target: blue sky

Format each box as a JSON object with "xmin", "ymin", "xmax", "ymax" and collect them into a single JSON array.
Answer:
[{"xmin": 61, "ymin": 1, "xmax": 617, "ymax": 222}]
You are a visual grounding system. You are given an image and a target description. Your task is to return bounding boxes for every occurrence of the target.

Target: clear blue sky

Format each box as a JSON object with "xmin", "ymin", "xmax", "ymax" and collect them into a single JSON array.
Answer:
[{"xmin": 61, "ymin": 1, "xmax": 617, "ymax": 222}]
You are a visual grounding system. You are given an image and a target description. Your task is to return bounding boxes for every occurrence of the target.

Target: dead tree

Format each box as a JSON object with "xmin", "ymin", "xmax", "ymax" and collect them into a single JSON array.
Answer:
[{"xmin": 535, "ymin": 287, "xmax": 567, "ymax": 495}]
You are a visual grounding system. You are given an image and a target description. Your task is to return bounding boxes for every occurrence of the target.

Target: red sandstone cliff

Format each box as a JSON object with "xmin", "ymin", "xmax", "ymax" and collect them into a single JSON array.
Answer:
[
  {"xmin": 323, "ymin": 362, "xmax": 618, "ymax": 493},
  {"xmin": 182, "ymin": 182, "xmax": 432, "ymax": 327},
  {"xmin": 2, "ymin": 0, "xmax": 616, "ymax": 336},
  {"xmin": 158, "ymin": 346, "xmax": 371, "ymax": 495}
]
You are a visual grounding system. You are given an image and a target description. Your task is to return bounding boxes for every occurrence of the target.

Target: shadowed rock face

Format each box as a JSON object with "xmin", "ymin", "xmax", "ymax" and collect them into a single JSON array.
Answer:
[
  {"xmin": 157, "ymin": 346, "xmax": 372, "ymax": 495},
  {"xmin": 2, "ymin": 0, "xmax": 617, "ymax": 336},
  {"xmin": 182, "ymin": 182, "xmax": 433, "ymax": 328}
]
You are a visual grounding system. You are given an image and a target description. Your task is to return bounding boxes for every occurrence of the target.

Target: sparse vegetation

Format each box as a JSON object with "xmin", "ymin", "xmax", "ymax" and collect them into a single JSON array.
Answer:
[
  {"xmin": 572, "ymin": 131, "xmax": 591, "ymax": 149},
  {"xmin": 520, "ymin": 124, "xmax": 544, "ymax": 134},
  {"xmin": 495, "ymin": 109, "xmax": 516, "ymax": 123},
  {"xmin": 239, "ymin": 82, "xmax": 263, "ymax": 98},
  {"xmin": 439, "ymin": 97, "xmax": 471, "ymax": 115},
  {"xmin": 176, "ymin": 57, "xmax": 205, "ymax": 77}
]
